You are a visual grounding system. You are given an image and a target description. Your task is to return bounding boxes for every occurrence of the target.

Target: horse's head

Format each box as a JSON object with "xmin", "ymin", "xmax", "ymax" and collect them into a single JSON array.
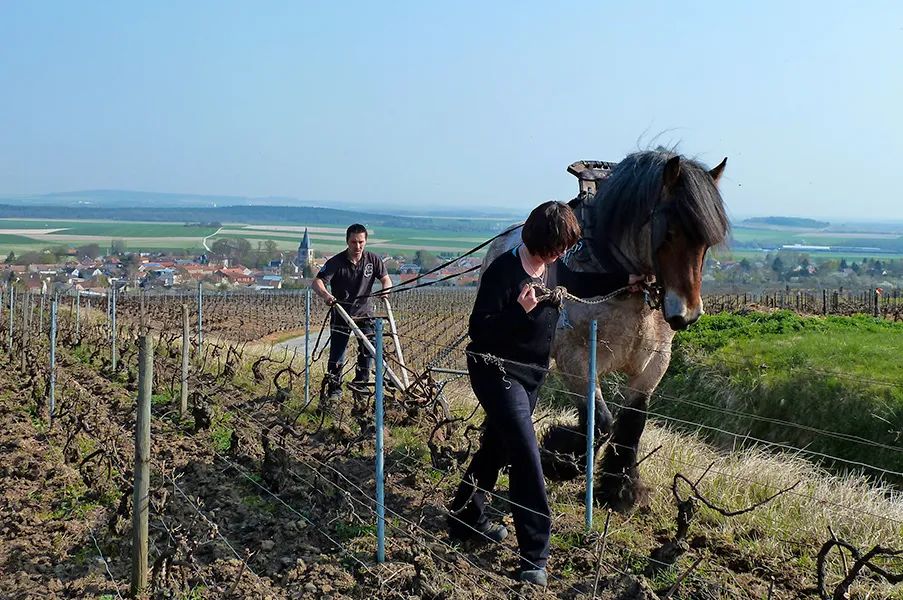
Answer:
[
  {"xmin": 593, "ymin": 151, "xmax": 729, "ymax": 330},
  {"xmin": 651, "ymin": 155, "xmax": 729, "ymax": 329}
]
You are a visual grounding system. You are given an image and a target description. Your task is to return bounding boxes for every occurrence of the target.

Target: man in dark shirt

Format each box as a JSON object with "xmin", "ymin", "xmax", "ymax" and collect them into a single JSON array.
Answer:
[{"xmin": 311, "ymin": 224, "xmax": 392, "ymax": 400}]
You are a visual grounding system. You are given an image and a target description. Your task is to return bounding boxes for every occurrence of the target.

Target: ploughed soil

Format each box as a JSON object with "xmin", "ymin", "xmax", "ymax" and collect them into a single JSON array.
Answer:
[{"xmin": 0, "ymin": 343, "xmax": 812, "ymax": 600}]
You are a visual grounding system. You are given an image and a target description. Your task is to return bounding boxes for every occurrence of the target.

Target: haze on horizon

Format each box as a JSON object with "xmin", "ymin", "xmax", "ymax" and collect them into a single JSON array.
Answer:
[{"xmin": 1, "ymin": 2, "xmax": 901, "ymax": 222}]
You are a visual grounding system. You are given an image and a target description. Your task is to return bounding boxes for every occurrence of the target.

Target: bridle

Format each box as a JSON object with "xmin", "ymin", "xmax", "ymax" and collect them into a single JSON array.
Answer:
[{"xmin": 642, "ymin": 202, "xmax": 668, "ymax": 311}]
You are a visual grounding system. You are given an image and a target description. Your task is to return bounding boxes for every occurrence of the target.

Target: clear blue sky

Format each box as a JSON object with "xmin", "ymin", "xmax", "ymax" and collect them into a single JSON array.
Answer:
[{"xmin": 1, "ymin": 2, "xmax": 901, "ymax": 221}]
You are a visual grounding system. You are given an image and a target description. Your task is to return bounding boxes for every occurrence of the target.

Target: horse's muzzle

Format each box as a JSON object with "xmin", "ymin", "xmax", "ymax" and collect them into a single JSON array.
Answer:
[
  {"xmin": 663, "ymin": 291, "xmax": 702, "ymax": 330},
  {"xmin": 666, "ymin": 314, "xmax": 695, "ymax": 330}
]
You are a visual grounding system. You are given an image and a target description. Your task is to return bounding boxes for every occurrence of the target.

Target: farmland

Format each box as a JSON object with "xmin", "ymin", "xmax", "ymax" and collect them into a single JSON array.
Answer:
[
  {"xmin": 726, "ymin": 221, "xmax": 903, "ymax": 261},
  {"xmin": 0, "ymin": 288, "xmax": 900, "ymax": 599},
  {"xmin": 3, "ymin": 212, "xmax": 903, "ymax": 263},
  {"xmin": 0, "ymin": 218, "xmax": 500, "ymax": 257}
]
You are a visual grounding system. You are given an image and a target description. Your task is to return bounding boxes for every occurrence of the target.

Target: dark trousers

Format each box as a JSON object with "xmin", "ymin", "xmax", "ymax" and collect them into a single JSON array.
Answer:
[
  {"xmin": 326, "ymin": 317, "xmax": 374, "ymax": 385},
  {"xmin": 449, "ymin": 357, "xmax": 551, "ymax": 570}
]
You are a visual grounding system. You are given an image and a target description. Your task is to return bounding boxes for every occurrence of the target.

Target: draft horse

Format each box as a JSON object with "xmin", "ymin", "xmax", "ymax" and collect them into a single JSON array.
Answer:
[{"xmin": 481, "ymin": 150, "xmax": 729, "ymax": 512}]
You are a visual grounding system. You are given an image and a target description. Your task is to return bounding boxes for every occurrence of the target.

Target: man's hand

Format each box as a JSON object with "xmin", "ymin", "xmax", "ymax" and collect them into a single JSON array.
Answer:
[
  {"xmin": 517, "ymin": 282, "xmax": 539, "ymax": 313},
  {"xmin": 312, "ymin": 278, "xmax": 336, "ymax": 306},
  {"xmin": 376, "ymin": 275, "xmax": 392, "ymax": 299}
]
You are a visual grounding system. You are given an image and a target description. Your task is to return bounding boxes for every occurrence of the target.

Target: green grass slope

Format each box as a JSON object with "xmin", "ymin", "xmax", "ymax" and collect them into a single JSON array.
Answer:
[{"xmin": 656, "ymin": 311, "xmax": 903, "ymax": 484}]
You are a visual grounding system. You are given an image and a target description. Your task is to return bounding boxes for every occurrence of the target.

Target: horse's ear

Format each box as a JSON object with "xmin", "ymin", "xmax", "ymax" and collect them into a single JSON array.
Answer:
[
  {"xmin": 709, "ymin": 157, "xmax": 727, "ymax": 184},
  {"xmin": 663, "ymin": 156, "xmax": 681, "ymax": 190}
]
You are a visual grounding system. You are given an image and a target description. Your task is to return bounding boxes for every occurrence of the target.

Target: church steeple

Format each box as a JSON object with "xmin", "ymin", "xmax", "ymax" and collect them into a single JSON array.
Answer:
[{"xmin": 296, "ymin": 228, "xmax": 313, "ymax": 268}]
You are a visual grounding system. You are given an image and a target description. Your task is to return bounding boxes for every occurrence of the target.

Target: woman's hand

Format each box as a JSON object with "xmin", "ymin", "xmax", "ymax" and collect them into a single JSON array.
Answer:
[
  {"xmin": 517, "ymin": 283, "xmax": 539, "ymax": 313},
  {"xmin": 627, "ymin": 274, "xmax": 654, "ymax": 293}
]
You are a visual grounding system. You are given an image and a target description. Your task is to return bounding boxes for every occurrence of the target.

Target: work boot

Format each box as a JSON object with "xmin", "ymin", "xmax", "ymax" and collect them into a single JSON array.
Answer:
[
  {"xmin": 347, "ymin": 370, "xmax": 371, "ymax": 394},
  {"xmin": 321, "ymin": 374, "xmax": 342, "ymax": 411},
  {"xmin": 518, "ymin": 569, "xmax": 548, "ymax": 586},
  {"xmin": 448, "ymin": 517, "xmax": 508, "ymax": 545}
]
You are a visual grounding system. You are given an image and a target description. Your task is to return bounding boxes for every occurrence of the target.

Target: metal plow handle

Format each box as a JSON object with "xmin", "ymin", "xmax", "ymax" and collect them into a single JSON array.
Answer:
[
  {"xmin": 331, "ymin": 302, "xmax": 407, "ymax": 392},
  {"xmin": 382, "ymin": 297, "xmax": 410, "ymax": 388}
]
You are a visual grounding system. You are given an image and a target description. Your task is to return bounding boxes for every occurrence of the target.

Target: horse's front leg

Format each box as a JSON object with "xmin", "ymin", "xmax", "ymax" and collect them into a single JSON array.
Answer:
[
  {"xmin": 553, "ymin": 330, "xmax": 614, "ymax": 443},
  {"xmin": 595, "ymin": 348, "xmax": 669, "ymax": 513},
  {"xmin": 537, "ymin": 332, "xmax": 614, "ymax": 481}
]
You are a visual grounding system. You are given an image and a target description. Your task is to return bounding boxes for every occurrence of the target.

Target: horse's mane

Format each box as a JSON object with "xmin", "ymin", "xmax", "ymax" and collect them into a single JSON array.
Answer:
[{"xmin": 591, "ymin": 151, "xmax": 729, "ymax": 272}]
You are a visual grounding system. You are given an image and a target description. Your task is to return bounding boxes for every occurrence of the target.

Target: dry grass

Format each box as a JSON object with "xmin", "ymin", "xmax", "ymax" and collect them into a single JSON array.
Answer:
[{"xmin": 443, "ymin": 381, "xmax": 903, "ymax": 597}]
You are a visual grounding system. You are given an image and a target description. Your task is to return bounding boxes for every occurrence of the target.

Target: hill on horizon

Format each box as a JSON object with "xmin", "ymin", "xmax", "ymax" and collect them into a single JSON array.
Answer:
[
  {"xmin": 0, "ymin": 189, "xmax": 522, "ymax": 220},
  {"xmin": 741, "ymin": 216, "xmax": 830, "ymax": 229},
  {"xmin": 0, "ymin": 201, "xmax": 511, "ymax": 235}
]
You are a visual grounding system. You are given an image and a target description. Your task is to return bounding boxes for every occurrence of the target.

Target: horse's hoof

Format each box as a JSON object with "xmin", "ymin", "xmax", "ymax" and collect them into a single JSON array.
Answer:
[
  {"xmin": 594, "ymin": 402, "xmax": 614, "ymax": 437},
  {"xmin": 594, "ymin": 470, "xmax": 650, "ymax": 513},
  {"xmin": 539, "ymin": 424, "xmax": 593, "ymax": 481},
  {"xmin": 540, "ymin": 449, "xmax": 582, "ymax": 481}
]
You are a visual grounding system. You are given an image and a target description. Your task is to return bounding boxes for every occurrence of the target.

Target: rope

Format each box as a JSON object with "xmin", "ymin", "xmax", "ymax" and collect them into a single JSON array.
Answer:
[
  {"xmin": 531, "ymin": 283, "xmax": 631, "ymax": 306},
  {"xmin": 351, "ymin": 226, "xmax": 522, "ymax": 302}
]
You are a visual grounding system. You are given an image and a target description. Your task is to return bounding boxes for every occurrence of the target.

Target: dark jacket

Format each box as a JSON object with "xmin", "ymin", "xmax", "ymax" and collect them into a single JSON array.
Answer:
[{"xmin": 467, "ymin": 248, "xmax": 559, "ymax": 388}]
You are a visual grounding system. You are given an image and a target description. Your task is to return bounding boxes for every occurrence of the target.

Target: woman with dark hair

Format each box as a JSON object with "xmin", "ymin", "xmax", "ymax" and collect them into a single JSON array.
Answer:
[{"xmin": 447, "ymin": 201, "xmax": 582, "ymax": 586}]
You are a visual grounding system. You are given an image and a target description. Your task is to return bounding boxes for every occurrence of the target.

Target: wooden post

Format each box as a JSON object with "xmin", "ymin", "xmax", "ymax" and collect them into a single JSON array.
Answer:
[
  {"xmin": 21, "ymin": 293, "xmax": 29, "ymax": 371},
  {"xmin": 8, "ymin": 287, "xmax": 14, "ymax": 354},
  {"xmin": 75, "ymin": 289, "xmax": 81, "ymax": 342},
  {"xmin": 111, "ymin": 286, "xmax": 118, "ymax": 372},
  {"xmin": 131, "ymin": 335, "xmax": 152, "ymax": 596},
  {"xmin": 197, "ymin": 282, "xmax": 203, "ymax": 349},
  {"xmin": 49, "ymin": 297, "xmax": 57, "ymax": 425},
  {"xmin": 180, "ymin": 304, "xmax": 189, "ymax": 417},
  {"xmin": 139, "ymin": 288, "xmax": 146, "ymax": 331}
]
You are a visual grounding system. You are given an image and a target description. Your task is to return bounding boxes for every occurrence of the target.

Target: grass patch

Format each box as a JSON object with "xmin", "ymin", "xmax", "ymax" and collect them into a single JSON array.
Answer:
[
  {"xmin": 42, "ymin": 482, "xmax": 99, "ymax": 521},
  {"xmin": 30, "ymin": 415, "xmax": 48, "ymax": 434},
  {"xmin": 151, "ymin": 392, "xmax": 172, "ymax": 406},
  {"xmin": 241, "ymin": 492, "xmax": 278, "ymax": 514},
  {"xmin": 71, "ymin": 344, "xmax": 93, "ymax": 364},
  {"xmin": 388, "ymin": 426, "xmax": 429, "ymax": 462},
  {"xmin": 210, "ymin": 409, "xmax": 235, "ymax": 453},
  {"xmin": 334, "ymin": 520, "xmax": 376, "ymax": 542},
  {"xmin": 657, "ymin": 311, "xmax": 903, "ymax": 482}
]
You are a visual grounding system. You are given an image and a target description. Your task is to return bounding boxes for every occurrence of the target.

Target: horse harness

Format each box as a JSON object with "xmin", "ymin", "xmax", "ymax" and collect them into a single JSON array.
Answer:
[{"xmin": 564, "ymin": 161, "xmax": 666, "ymax": 311}]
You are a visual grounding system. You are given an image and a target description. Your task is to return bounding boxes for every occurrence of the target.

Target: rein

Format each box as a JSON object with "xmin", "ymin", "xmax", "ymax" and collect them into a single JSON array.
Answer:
[{"xmin": 531, "ymin": 282, "xmax": 632, "ymax": 307}]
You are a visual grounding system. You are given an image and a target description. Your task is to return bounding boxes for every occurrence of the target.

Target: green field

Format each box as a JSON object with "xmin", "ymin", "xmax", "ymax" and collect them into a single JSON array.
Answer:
[
  {"xmin": 655, "ymin": 311, "xmax": 903, "ymax": 483},
  {"xmin": 209, "ymin": 225, "xmax": 496, "ymax": 255},
  {"xmin": 0, "ymin": 233, "xmax": 45, "ymax": 244},
  {"xmin": 0, "ymin": 217, "xmax": 500, "ymax": 257},
  {"xmin": 0, "ymin": 233, "xmax": 45, "ymax": 256},
  {"xmin": 4, "ymin": 216, "xmax": 903, "ymax": 262},
  {"xmin": 0, "ymin": 219, "xmax": 218, "ymax": 237},
  {"xmin": 730, "ymin": 224, "xmax": 903, "ymax": 258},
  {"xmin": 711, "ymin": 248, "xmax": 902, "ymax": 262}
]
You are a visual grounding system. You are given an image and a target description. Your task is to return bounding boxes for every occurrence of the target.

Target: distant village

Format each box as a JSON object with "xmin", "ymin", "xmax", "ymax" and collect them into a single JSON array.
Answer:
[
  {"xmin": 0, "ymin": 228, "xmax": 482, "ymax": 295},
  {"xmin": 3, "ymin": 226, "xmax": 900, "ymax": 297}
]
